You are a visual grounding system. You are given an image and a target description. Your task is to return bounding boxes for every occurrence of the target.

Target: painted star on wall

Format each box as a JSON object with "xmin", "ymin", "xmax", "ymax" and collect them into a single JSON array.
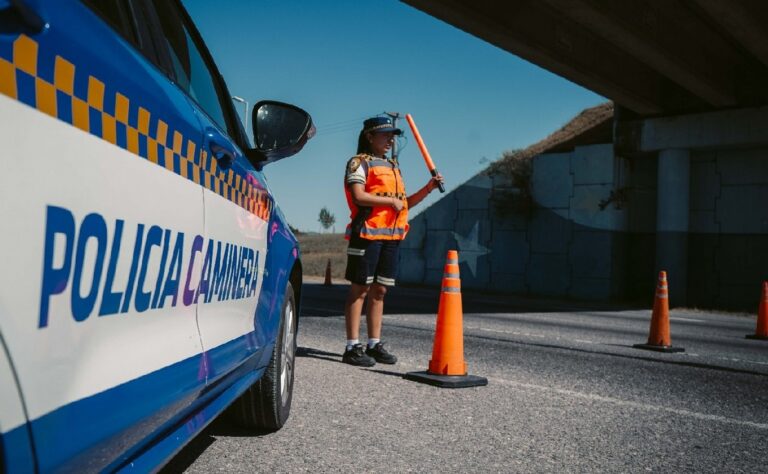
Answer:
[{"xmin": 452, "ymin": 221, "xmax": 490, "ymax": 277}]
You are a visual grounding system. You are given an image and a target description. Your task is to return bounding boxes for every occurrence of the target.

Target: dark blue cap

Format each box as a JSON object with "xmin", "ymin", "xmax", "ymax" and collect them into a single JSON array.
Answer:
[{"xmin": 363, "ymin": 116, "xmax": 402, "ymax": 135}]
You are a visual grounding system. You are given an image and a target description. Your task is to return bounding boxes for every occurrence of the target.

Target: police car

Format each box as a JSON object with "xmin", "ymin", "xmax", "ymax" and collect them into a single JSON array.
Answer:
[{"xmin": 0, "ymin": 1, "xmax": 313, "ymax": 471}]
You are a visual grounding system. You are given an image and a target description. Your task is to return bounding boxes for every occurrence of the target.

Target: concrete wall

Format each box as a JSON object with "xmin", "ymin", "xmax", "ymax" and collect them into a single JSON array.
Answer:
[
  {"xmin": 400, "ymin": 140, "xmax": 768, "ymax": 310},
  {"xmin": 400, "ymin": 143, "xmax": 628, "ymax": 301},
  {"xmin": 687, "ymin": 149, "xmax": 768, "ymax": 309},
  {"xmin": 399, "ymin": 172, "xmax": 499, "ymax": 290},
  {"xmin": 623, "ymin": 154, "xmax": 657, "ymax": 302},
  {"xmin": 622, "ymin": 148, "xmax": 768, "ymax": 309}
]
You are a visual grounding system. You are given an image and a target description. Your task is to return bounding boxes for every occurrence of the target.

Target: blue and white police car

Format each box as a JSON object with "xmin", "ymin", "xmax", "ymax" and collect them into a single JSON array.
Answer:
[{"xmin": 0, "ymin": 1, "xmax": 313, "ymax": 471}]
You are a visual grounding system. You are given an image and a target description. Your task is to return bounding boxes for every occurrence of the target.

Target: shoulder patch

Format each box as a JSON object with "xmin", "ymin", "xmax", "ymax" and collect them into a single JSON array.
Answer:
[{"xmin": 347, "ymin": 157, "xmax": 362, "ymax": 173}]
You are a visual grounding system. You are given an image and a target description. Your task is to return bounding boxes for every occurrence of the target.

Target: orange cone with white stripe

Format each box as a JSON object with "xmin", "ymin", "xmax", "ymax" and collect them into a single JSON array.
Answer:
[
  {"xmin": 746, "ymin": 281, "xmax": 768, "ymax": 340},
  {"xmin": 405, "ymin": 250, "xmax": 487, "ymax": 388},
  {"xmin": 429, "ymin": 250, "xmax": 466, "ymax": 375},
  {"xmin": 633, "ymin": 271, "xmax": 684, "ymax": 353}
]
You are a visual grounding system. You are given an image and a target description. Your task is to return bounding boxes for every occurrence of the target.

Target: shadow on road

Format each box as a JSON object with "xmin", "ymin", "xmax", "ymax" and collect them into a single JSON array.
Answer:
[
  {"xmin": 296, "ymin": 348, "xmax": 415, "ymax": 380},
  {"xmin": 163, "ymin": 347, "xmax": 412, "ymax": 471},
  {"xmin": 296, "ymin": 346, "xmax": 342, "ymax": 363},
  {"xmin": 365, "ymin": 368, "xmax": 407, "ymax": 378},
  {"xmin": 160, "ymin": 412, "xmax": 283, "ymax": 472},
  {"xmin": 159, "ymin": 431, "xmax": 216, "ymax": 473},
  {"xmin": 296, "ymin": 347, "xmax": 412, "ymax": 379}
]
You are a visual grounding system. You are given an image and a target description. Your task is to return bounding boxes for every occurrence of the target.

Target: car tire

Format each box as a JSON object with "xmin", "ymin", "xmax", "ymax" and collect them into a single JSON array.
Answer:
[{"xmin": 228, "ymin": 281, "xmax": 297, "ymax": 432}]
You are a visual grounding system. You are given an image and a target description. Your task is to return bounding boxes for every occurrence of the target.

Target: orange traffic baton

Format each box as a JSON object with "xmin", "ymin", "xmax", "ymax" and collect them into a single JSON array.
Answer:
[
  {"xmin": 405, "ymin": 114, "xmax": 445, "ymax": 193},
  {"xmin": 633, "ymin": 271, "xmax": 684, "ymax": 353},
  {"xmin": 746, "ymin": 281, "xmax": 768, "ymax": 340},
  {"xmin": 405, "ymin": 250, "xmax": 487, "ymax": 388}
]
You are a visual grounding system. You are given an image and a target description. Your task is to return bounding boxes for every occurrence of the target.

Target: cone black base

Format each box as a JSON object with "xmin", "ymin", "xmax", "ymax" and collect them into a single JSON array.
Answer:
[
  {"xmin": 404, "ymin": 371, "xmax": 487, "ymax": 388},
  {"xmin": 633, "ymin": 343, "xmax": 685, "ymax": 353},
  {"xmin": 746, "ymin": 334, "xmax": 768, "ymax": 340}
]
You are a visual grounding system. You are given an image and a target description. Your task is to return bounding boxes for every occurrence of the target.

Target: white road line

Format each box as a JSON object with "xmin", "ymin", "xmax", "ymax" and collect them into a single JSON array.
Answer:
[
  {"xmin": 387, "ymin": 358, "xmax": 768, "ymax": 430},
  {"xmin": 573, "ymin": 339, "xmax": 595, "ymax": 344},
  {"xmin": 485, "ymin": 376, "xmax": 768, "ymax": 430},
  {"xmin": 680, "ymin": 352, "xmax": 768, "ymax": 366},
  {"xmin": 309, "ymin": 320, "xmax": 767, "ymax": 428},
  {"xmin": 714, "ymin": 356, "xmax": 768, "ymax": 366},
  {"xmin": 671, "ymin": 317, "xmax": 707, "ymax": 322}
]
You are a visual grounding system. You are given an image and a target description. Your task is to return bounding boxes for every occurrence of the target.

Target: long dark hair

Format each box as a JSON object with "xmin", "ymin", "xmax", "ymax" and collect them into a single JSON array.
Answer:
[{"xmin": 357, "ymin": 130, "xmax": 373, "ymax": 154}]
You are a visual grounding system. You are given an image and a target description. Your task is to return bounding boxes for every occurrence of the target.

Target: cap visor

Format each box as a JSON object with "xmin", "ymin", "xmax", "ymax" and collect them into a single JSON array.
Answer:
[{"xmin": 365, "ymin": 126, "xmax": 403, "ymax": 135}]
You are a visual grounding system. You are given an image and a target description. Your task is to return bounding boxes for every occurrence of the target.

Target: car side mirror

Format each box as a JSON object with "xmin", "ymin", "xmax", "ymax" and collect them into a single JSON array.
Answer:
[{"xmin": 246, "ymin": 100, "xmax": 314, "ymax": 166}]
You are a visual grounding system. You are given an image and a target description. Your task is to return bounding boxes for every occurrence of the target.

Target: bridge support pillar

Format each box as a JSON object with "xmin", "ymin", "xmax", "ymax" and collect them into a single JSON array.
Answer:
[{"xmin": 656, "ymin": 148, "xmax": 690, "ymax": 307}]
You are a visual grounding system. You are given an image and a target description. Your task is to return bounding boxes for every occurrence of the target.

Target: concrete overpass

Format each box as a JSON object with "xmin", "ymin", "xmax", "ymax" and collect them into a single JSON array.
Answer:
[
  {"xmin": 401, "ymin": 0, "xmax": 768, "ymax": 308},
  {"xmin": 403, "ymin": 0, "xmax": 768, "ymax": 116}
]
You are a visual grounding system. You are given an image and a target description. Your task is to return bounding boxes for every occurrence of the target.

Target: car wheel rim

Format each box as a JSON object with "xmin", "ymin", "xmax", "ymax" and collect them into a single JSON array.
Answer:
[{"xmin": 279, "ymin": 299, "xmax": 295, "ymax": 407}]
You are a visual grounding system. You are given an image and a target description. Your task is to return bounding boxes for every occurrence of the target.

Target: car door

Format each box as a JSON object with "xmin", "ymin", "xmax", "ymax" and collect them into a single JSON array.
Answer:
[
  {"xmin": 0, "ymin": 1, "xmax": 208, "ymax": 471},
  {"xmin": 144, "ymin": 0, "xmax": 272, "ymax": 386}
]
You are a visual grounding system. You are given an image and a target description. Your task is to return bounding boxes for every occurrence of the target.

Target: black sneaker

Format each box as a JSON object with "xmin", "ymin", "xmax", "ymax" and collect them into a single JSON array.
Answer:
[
  {"xmin": 342, "ymin": 343, "xmax": 375, "ymax": 367},
  {"xmin": 365, "ymin": 342, "xmax": 397, "ymax": 364}
]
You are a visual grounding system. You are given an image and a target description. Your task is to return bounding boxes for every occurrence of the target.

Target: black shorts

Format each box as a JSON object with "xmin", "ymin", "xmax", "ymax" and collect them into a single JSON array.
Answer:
[{"xmin": 345, "ymin": 236, "xmax": 400, "ymax": 286}]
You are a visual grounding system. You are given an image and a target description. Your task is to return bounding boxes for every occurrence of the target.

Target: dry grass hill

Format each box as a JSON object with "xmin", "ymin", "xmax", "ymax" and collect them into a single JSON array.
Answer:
[{"xmin": 297, "ymin": 233, "xmax": 347, "ymax": 278}]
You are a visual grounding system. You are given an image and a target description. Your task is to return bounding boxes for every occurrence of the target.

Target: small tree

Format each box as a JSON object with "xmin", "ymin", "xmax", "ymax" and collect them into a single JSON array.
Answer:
[{"xmin": 318, "ymin": 207, "xmax": 336, "ymax": 233}]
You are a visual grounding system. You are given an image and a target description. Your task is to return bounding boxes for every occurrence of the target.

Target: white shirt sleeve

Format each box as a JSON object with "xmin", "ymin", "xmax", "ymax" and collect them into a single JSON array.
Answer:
[{"xmin": 345, "ymin": 157, "xmax": 367, "ymax": 186}]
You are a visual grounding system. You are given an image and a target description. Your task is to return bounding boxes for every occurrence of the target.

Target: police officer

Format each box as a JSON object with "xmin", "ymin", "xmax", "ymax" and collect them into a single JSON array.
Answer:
[{"xmin": 342, "ymin": 116, "xmax": 444, "ymax": 366}]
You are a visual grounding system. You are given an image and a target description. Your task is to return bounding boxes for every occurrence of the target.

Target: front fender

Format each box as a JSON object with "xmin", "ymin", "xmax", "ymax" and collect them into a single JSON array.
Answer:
[{"xmin": 255, "ymin": 215, "xmax": 300, "ymax": 361}]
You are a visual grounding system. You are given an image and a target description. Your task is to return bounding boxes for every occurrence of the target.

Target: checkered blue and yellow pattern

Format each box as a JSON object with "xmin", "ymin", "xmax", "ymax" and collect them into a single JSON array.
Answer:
[{"xmin": 0, "ymin": 34, "xmax": 273, "ymax": 221}]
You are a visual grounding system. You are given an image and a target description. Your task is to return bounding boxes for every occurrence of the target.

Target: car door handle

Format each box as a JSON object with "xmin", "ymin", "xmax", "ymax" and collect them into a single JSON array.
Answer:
[{"xmin": 205, "ymin": 127, "xmax": 236, "ymax": 170}]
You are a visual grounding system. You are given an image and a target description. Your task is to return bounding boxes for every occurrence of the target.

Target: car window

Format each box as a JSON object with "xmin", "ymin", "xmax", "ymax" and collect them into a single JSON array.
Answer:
[
  {"xmin": 80, "ymin": 0, "xmax": 140, "ymax": 48},
  {"xmin": 149, "ymin": 0, "xmax": 229, "ymax": 132}
]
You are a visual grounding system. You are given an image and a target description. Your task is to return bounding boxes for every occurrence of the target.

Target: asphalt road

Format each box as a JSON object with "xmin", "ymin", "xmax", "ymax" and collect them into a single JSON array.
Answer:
[{"xmin": 165, "ymin": 281, "xmax": 768, "ymax": 473}]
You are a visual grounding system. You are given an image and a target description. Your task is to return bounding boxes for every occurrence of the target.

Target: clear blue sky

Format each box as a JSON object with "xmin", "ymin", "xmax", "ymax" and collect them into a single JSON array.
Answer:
[{"xmin": 182, "ymin": 0, "xmax": 604, "ymax": 232}]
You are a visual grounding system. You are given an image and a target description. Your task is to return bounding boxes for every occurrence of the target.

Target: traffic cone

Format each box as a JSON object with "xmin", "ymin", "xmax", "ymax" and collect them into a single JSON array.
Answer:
[
  {"xmin": 405, "ymin": 250, "xmax": 487, "ymax": 388},
  {"xmin": 323, "ymin": 259, "xmax": 332, "ymax": 286},
  {"xmin": 746, "ymin": 281, "xmax": 768, "ymax": 340},
  {"xmin": 633, "ymin": 271, "xmax": 684, "ymax": 353}
]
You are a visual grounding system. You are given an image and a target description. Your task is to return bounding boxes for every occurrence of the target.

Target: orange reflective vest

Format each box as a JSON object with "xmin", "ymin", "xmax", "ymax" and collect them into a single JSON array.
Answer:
[{"xmin": 344, "ymin": 154, "xmax": 409, "ymax": 240}]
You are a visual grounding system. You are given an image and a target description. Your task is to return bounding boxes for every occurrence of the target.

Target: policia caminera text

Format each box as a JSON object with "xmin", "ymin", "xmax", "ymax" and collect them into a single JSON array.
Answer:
[{"xmin": 39, "ymin": 205, "xmax": 262, "ymax": 328}]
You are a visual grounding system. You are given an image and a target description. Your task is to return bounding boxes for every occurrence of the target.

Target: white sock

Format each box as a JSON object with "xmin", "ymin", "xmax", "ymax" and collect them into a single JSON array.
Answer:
[
  {"xmin": 367, "ymin": 338, "xmax": 380, "ymax": 349},
  {"xmin": 346, "ymin": 339, "xmax": 359, "ymax": 351}
]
